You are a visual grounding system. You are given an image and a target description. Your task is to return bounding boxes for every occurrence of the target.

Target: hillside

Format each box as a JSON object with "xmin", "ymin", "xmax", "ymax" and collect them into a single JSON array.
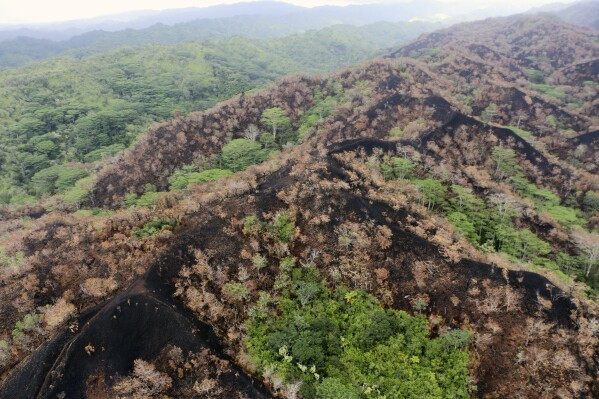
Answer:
[
  {"xmin": 551, "ymin": 0, "xmax": 599, "ymax": 29},
  {"xmin": 0, "ymin": 9, "xmax": 436, "ymax": 68},
  {"xmin": 390, "ymin": 15, "xmax": 599, "ymax": 169},
  {"xmin": 0, "ymin": 0, "xmax": 518, "ymax": 46},
  {"xmin": 0, "ymin": 18, "xmax": 425, "ymax": 68},
  {"xmin": 0, "ymin": 14, "xmax": 598, "ymax": 399},
  {"xmin": 0, "ymin": 22, "xmax": 431, "ymax": 206}
]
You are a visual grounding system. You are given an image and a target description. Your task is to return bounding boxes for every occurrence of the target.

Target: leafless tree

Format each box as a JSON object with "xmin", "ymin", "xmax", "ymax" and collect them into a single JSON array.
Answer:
[
  {"xmin": 571, "ymin": 228, "xmax": 599, "ymax": 278},
  {"xmin": 243, "ymin": 124, "xmax": 260, "ymax": 141}
]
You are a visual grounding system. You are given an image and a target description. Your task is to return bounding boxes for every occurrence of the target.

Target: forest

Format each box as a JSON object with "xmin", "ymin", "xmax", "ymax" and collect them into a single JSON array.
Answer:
[{"xmin": 0, "ymin": 21, "xmax": 429, "ymax": 205}]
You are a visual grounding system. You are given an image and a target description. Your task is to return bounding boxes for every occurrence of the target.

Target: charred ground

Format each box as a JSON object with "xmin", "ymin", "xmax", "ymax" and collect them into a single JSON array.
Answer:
[{"xmin": 0, "ymin": 14, "xmax": 598, "ymax": 399}]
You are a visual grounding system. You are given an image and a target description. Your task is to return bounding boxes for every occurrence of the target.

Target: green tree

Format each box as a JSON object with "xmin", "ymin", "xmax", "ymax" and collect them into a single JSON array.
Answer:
[
  {"xmin": 412, "ymin": 179, "xmax": 447, "ymax": 210},
  {"xmin": 482, "ymin": 103, "xmax": 498, "ymax": 123},
  {"xmin": 30, "ymin": 165, "xmax": 88, "ymax": 197},
  {"xmin": 246, "ymin": 266, "xmax": 471, "ymax": 399},
  {"xmin": 261, "ymin": 107, "xmax": 291, "ymax": 142},
  {"xmin": 448, "ymin": 212, "xmax": 479, "ymax": 242},
  {"xmin": 221, "ymin": 139, "xmax": 271, "ymax": 172},
  {"xmin": 583, "ymin": 191, "xmax": 599, "ymax": 212},
  {"xmin": 34, "ymin": 140, "xmax": 58, "ymax": 157},
  {"xmin": 380, "ymin": 156, "xmax": 416, "ymax": 180},
  {"xmin": 316, "ymin": 378, "xmax": 360, "ymax": 399},
  {"xmin": 517, "ymin": 229, "xmax": 551, "ymax": 263},
  {"xmin": 491, "ymin": 147, "xmax": 519, "ymax": 181}
]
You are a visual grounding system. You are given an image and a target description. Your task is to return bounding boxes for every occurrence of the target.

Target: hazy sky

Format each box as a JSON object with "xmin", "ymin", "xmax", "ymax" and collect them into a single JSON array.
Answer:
[{"xmin": 0, "ymin": 0, "xmax": 576, "ymax": 25}]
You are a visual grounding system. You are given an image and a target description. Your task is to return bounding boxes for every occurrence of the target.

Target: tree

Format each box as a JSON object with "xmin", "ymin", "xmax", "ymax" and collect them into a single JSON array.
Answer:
[
  {"xmin": 412, "ymin": 179, "xmax": 447, "ymax": 210},
  {"xmin": 380, "ymin": 156, "xmax": 416, "ymax": 180},
  {"xmin": 261, "ymin": 107, "xmax": 291, "ymax": 141},
  {"xmin": 30, "ymin": 165, "xmax": 88, "ymax": 197},
  {"xmin": 316, "ymin": 378, "xmax": 360, "ymax": 399},
  {"xmin": 491, "ymin": 147, "xmax": 519, "ymax": 181},
  {"xmin": 583, "ymin": 191, "xmax": 599, "ymax": 213},
  {"xmin": 482, "ymin": 103, "xmax": 498, "ymax": 123},
  {"xmin": 448, "ymin": 212, "xmax": 479, "ymax": 242},
  {"xmin": 517, "ymin": 229, "xmax": 551, "ymax": 263},
  {"xmin": 243, "ymin": 124, "xmax": 260, "ymax": 141},
  {"xmin": 571, "ymin": 229, "xmax": 599, "ymax": 278},
  {"xmin": 221, "ymin": 139, "xmax": 271, "ymax": 172},
  {"xmin": 515, "ymin": 109, "xmax": 527, "ymax": 129}
]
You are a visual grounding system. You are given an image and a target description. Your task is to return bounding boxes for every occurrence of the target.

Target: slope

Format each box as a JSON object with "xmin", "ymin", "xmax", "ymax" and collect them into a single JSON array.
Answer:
[
  {"xmin": 0, "ymin": 21, "xmax": 431, "ymax": 205},
  {"xmin": 0, "ymin": 13, "xmax": 597, "ymax": 399},
  {"xmin": 0, "ymin": 12, "xmax": 436, "ymax": 68}
]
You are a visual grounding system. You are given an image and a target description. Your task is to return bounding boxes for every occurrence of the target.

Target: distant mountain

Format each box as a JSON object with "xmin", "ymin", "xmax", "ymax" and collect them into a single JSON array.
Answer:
[
  {"xmin": 0, "ymin": 0, "xmax": 539, "ymax": 45},
  {"xmin": 524, "ymin": 1, "xmax": 574, "ymax": 14},
  {"xmin": 525, "ymin": 0, "xmax": 599, "ymax": 29},
  {"xmin": 0, "ymin": 2, "xmax": 304, "ymax": 41},
  {"xmin": 556, "ymin": 0, "xmax": 599, "ymax": 28},
  {"xmin": 0, "ymin": 11, "xmax": 438, "ymax": 68}
]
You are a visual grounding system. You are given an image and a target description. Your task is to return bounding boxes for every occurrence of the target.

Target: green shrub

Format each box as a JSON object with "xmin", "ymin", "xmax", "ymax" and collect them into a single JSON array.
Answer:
[
  {"xmin": 132, "ymin": 217, "xmax": 177, "ymax": 239},
  {"xmin": 168, "ymin": 166, "xmax": 233, "ymax": 190},
  {"xmin": 545, "ymin": 205, "xmax": 584, "ymax": 227},
  {"xmin": 441, "ymin": 329, "xmax": 472, "ymax": 350},
  {"xmin": 187, "ymin": 169, "xmax": 233, "ymax": 186},
  {"xmin": 30, "ymin": 165, "xmax": 88, "ymax": 196},
  {"xmin": 389, "ymin": 126, "xmax": 404, "ymax": 138},
  {"xmin": 252, "ymin": 254, "xmax": 268, "ymax": 270},
  {"xmin": 246, "ymin": 266, "xmax": 471, "ymax": 398},
  {"xmin": 122, "ymin": 192, "xmax": 139, "ymax": 207},
  {"xmin": 225, "ymin": 282, "xmax": 250, "ymax": 302},
  {"xmin": 136, "ymin": 191, "xmax": 164, "ymax": 207},
  {"xmin": 525, "ymin": 68, "xmax": 545, "ymax": 84},
  {"xmin": 583, "ymin": 191, "xmax": 599, "ymax": 212},
  {"xmin": 380, "ymin": 156, "xmax": 416, "ymax": 180},
  {"xmin": 272, "ymin": 212, "xmax": 296, "ymax": 243},
  {"xmin": 61, "ymin": 176, "xmax": 94, "ymax": 207},
  {"xmin": 221, "ymin": 138, "xmax": 272, "ymax": 172},
  {"xmin": 12, "ymin": 313, "xmax": 40, "ymax": 340}
]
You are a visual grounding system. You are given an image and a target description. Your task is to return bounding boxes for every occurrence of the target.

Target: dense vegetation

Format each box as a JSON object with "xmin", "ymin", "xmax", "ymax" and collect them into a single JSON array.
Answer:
[
  {"xmin": 246, "ymin": 263, "xmax": 471, "ymax": 398},
  {"xmin": 0, "ymin": 23, "xmax": 427, "ymax": 204},
  {"xmin": 0, "ymin": 15, "xmax": 435, "ymax": 68}
]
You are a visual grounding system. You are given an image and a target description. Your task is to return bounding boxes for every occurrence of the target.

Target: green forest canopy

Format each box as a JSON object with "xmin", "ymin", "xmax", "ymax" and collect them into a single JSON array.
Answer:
[{"xmin": 0, "ymin": 22, "xmax": 429, "ymax": 203}]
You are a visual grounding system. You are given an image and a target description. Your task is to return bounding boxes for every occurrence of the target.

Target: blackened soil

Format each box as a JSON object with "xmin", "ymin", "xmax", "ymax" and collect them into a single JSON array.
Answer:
[
  {"xmin": 0, "ymin": 269, "xmax": 272, "ymax": 399},
  {"xmin": 570, "ymin": 129, "xmax": 599, "ymax": 145},
  {"xmin": 0, "ymin": 133, "xmax": 590, "ymax": 398}
]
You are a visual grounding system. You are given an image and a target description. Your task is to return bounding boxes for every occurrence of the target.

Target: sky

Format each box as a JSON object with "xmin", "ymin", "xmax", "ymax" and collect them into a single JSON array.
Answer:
[{"xmin": 0, "ymin": 0, "xmax": 577, "ymax": 25}]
